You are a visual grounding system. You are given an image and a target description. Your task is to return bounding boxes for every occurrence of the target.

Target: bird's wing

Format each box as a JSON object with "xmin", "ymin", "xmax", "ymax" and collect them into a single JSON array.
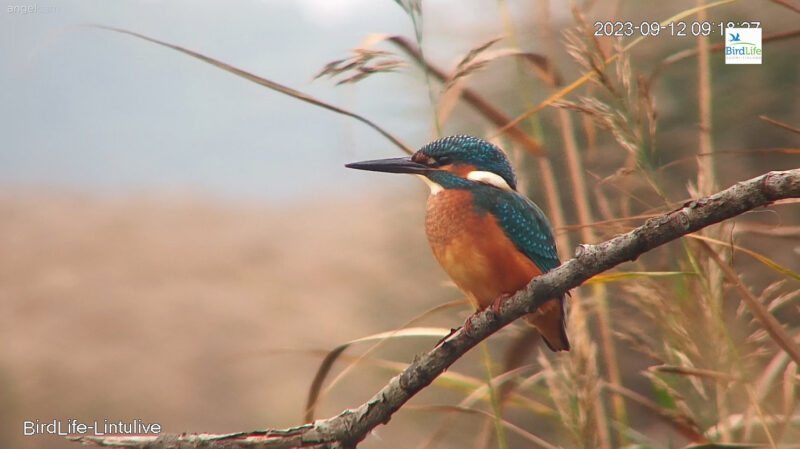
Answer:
[{"xmin": 476, "ymin": 188, "xmax": 561, "ymax": 272}]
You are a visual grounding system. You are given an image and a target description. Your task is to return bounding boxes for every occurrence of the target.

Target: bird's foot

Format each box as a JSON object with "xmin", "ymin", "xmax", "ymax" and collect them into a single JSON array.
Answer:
[
  {"xmin": 453, "ymin": 295, "xmax": 514, "ymax": 342},
  {"xmin": 489, "ymin": 292, "xmax": 513, "ymax": 316},
  {"xmin": 463, "ymin": 311, "xmax": 483, "ymax": 337}
]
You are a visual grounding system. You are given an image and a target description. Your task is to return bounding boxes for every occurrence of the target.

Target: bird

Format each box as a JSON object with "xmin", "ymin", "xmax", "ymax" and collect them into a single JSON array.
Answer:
[{"xmin": 346, "ymin": 135, "xmax": 569, "ymax": 351}]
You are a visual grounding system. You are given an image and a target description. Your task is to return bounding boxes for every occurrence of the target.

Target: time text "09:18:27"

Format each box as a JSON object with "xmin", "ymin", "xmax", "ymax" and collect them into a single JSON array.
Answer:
[{"xmin": 593, "ymin": 21, "xmax": 761, "ymax": 37}]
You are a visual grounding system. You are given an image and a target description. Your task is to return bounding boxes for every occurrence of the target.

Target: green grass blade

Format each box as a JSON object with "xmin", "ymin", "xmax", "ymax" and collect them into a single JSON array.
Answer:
[{"xmin": 586, "ymin": 271, "xmax": 697, "ymax": 284}]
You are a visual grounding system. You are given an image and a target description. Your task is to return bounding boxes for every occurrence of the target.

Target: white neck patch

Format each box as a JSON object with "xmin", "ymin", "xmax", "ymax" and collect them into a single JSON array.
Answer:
[
  {"xmin": 416, "ymin": 175, "xmax": 443, "ymax": 195},
  {"xmin": 466, "ymin": 170, "xmax": 513, "ymax": 191}
]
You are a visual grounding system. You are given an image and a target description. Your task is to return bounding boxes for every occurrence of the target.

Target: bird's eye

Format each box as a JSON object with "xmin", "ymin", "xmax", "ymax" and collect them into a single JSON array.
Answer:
[{"xmin": 435, "ymin": 156, "xmax": 452, "ymax": 166}]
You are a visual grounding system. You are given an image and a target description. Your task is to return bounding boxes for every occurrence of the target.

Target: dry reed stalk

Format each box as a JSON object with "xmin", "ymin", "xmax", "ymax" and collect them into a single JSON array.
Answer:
[
  {"xmin": 387, "ymin": 37, "xmax": 547, "ymax": 156},
  {"xmin": 394, "ymin": 0, "xmax": 439, "ymax": 136},
  {"xmin": 540, "ymin": 305, "xmax": 604, "ymax": 449},
  {"xmin": 768, "ymin": 0, "xmax": 800, "ymax": 13},
  {"xmin": 698, "ymin": 241, "xmax": 800, "ymax": 365},
  {"xmin": 600, "ymin": 381, "xmax": 706, "ymax": 442},
  {"xmin": 561, "ymin": 6, "xmax": 630, "ymax": 445},
  {"xmin": 494, "ymin": 7, "xmax": 586, "ymax": 449},
  {"xmin": 495, "ymin": 3, "xmax": 617, "ymax": 447},
  {"xmin": 558, "ymin": 106, "xmax": 620, "ymax": 446},
  {"xmin": 760, "ymin": 115, "xmax": 800, "ymax": 135},
  {"xmin": 314, "ymin": 48, "xmax": 404, "ymax": 85},
  {"xmin": 534, "ymin": 3, "xmax": 617, "ymax": 448},
  {"xmin": 694, "ymin": 5, "xmax": 733, "ymax": 443},
  {"xmin": 696, "ymin": 1, "xmax": 716, "ymax": 198},
  {"xmin": 524, "ymin": 0, "xmax": 573, "ymax": 259}
]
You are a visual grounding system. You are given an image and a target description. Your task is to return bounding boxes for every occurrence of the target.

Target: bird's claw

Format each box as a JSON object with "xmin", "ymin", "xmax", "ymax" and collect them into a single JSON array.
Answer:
[
  {"xmin": 489, "ymin": 292, "xmax": 513, "ymax": 316},
  {"xmin": 463, "ymin": 313, "xmax": 477, "ymax": 337},
  {"xmin": 448, "ymin": 293, "xmax": 514, "ymax": 343}
]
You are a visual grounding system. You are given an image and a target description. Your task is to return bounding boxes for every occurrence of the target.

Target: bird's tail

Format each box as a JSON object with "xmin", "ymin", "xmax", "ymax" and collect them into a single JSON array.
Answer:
[{"xmin": 524, "ymin": 298, "xmax": 570, "ymax": 352}]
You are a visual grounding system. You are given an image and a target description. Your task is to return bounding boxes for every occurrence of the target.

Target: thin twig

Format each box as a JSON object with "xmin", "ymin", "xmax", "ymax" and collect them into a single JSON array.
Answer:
[{"xmin": 760, "ymin": 115, "xmax": 800, "ymax": 135}]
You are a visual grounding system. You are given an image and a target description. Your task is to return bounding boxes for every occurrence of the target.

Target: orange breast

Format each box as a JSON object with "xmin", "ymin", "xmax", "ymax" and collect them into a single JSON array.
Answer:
[{"xmin": 425, "ymin": 189, "xmax": 543, "ymax": 310}]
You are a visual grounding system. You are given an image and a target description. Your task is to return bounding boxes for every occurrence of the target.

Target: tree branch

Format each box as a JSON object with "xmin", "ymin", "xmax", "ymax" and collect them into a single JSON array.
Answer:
[{"xmin": 70, "ymin": 168, "xmax": 800, "ymax": 449}]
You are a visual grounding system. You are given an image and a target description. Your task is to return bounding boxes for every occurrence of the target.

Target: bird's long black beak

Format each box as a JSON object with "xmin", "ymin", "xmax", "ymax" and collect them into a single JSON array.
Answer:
[{"xmin": 345, "ymin": 156, "xmax": 432, "ymax": 175}]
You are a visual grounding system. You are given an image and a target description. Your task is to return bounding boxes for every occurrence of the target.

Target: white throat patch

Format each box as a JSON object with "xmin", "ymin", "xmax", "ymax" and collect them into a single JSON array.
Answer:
[
  {"xmin": 466, "ymin": 170, "xmax": 513, "ymax": 191},
  {"xmin": 416, "ymin": 175, "xmax": 443, "ymax": 195}
]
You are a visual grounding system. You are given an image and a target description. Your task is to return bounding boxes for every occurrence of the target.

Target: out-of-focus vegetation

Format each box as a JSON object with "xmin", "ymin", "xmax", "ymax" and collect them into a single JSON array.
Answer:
[
  {"xmin": 302, "ymin": 1, "xmax": 799, "ymax": 448},
  {"xmin": 2, "ymin": 1, "xmax": 798, "ymax": 449}
]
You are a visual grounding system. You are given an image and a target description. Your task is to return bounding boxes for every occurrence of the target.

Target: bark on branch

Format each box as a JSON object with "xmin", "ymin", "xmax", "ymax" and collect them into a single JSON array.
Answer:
[{"xmin": 70, "ymin": 168, "xmax": 800, "ymax": 449}]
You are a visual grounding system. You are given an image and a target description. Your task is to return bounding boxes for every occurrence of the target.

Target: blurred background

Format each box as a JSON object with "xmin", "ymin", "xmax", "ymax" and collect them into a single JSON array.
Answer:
[{"xmin": 1, "ymin": 1, "xmax": 798, "ymax": 448}]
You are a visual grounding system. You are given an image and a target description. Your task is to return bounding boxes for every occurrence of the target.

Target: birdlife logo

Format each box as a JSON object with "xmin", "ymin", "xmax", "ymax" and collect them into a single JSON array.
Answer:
[{"xmin": 725, "ymin": 28, "xmax": 762, "ymax": 64}]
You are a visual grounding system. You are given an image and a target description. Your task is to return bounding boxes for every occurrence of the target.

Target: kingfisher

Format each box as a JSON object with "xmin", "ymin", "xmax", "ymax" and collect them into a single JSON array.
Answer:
[{"xmin": 346, "ymin": 135, "xmax": 569, "ymax": 351}]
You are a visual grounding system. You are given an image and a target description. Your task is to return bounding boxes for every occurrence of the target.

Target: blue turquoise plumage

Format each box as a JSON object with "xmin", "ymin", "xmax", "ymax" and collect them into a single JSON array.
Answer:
[{"xmin": 474, "ymin": 185, "xmax": 561, "ymax": 272}]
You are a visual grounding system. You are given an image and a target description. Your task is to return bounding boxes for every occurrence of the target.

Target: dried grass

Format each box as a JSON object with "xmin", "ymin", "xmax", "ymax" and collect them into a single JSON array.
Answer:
[
  {"xmin": 315, "ymin": 48, "xmax": 405, "ymax": 85},
  {"xmin": 10, "ymin": 2, "xmax": 800, "ymax": 449}
]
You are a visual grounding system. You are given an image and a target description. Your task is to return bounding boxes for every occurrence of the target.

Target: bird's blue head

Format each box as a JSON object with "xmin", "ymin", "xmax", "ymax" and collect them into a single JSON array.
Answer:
[{"xmin": 346, "ymin": 135, "xmax": 518, "ymax": 192}]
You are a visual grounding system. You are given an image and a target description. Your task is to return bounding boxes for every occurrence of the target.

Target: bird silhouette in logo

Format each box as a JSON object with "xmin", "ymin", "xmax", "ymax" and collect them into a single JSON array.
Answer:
[{"xmin": 729, "ymin": 32, "xmax": 741, "ymax": 42}]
